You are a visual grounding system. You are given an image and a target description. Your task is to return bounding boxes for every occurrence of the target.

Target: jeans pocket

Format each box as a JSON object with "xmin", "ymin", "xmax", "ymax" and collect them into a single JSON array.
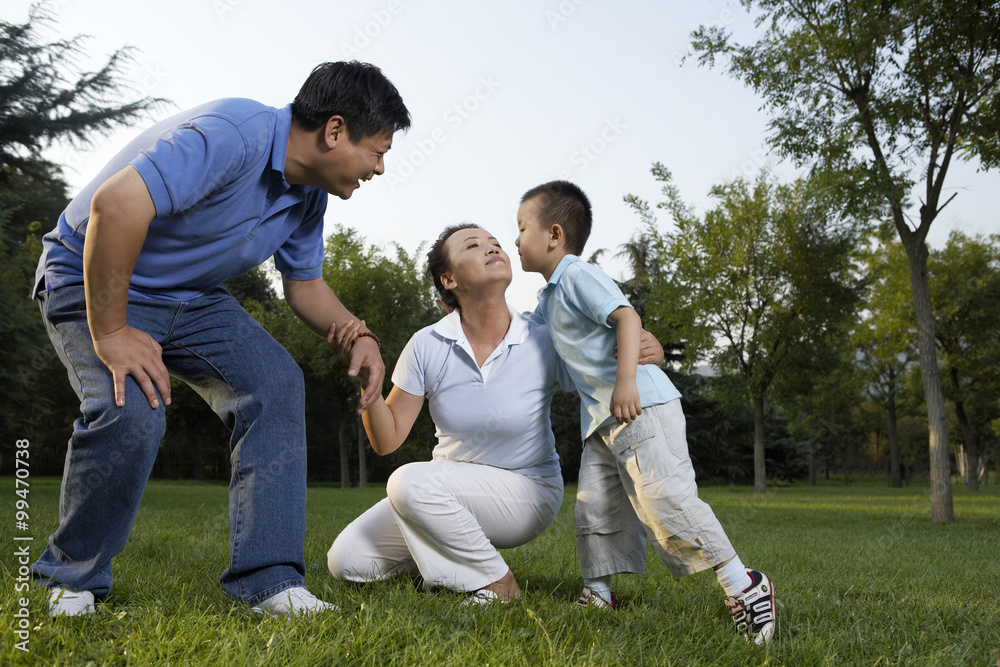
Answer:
[{"xmin": 41, "ymin": 285, "xmax": 88, "ymax": 326}]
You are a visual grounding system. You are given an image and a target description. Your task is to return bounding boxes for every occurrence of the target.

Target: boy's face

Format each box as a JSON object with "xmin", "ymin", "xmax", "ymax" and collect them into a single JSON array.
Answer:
[{"xmin": 515, "ymin": 197, "xmax": 555, "ymax": 276}]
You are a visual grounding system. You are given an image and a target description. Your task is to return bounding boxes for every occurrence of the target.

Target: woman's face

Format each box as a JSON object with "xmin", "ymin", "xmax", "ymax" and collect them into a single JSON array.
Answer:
[{"xmin": 441, "ymin": 227, "xmax": 512, "ymax": 300}]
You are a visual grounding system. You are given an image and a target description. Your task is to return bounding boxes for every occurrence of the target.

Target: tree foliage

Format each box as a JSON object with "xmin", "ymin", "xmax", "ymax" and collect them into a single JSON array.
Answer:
[
  {"xmin": 929, "ymin": 231, "xmax": 1000, "ymax": 490},
  {"xmin": 0, "ymin": 7, "xmax": 166, "ymax": 182},
  {"xmin": 691, "ymin": 0, "xmax": 1000, "ymax": 521},
  {"xmin": 852, "ymin": 233, "xmax": 918, "ymax": 487},
  {"xmin": 626, "ymin": 165, "xmax": 867, "ymax": 491}
]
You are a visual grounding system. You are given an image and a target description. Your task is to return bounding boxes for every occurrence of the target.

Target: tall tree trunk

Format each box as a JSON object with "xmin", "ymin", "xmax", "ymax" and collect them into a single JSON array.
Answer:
[
  {"xmin": 887, "ymin": 392, "xmax": 902, "ymax": 489},
  {"xmin": 949, "ymin": 367, "xmax": 980, "ymax": 492},
  {"xmin": 753, "ymin": 394, "xmax": 766, "ymax": 493},
  {"xmin": 339, "ymin": 418, "xmax": 351, "ymax": 489},
  {"xmin": 953, "ymin": 401, "xmax": 979, "ymax": 492},
  {"xmin": 902, "ymin": 239, "xmax": 954, "ymax": 523}
]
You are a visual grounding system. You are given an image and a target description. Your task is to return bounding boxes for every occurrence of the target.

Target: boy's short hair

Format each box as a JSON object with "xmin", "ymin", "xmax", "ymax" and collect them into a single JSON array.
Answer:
[
  {"xmin": 427, "ymin": 222, "xmax": 482, "ymax": 312},
  {"xmin": 292, "ymin": 61, "xmax": 411, "ymax": 141},
  {"xmin": 520, "ymin": 180, "xmax": 592, "ymax": 256}
]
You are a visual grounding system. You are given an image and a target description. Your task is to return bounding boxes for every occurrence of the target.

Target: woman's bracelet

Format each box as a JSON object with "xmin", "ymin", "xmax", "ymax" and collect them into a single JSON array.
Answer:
[{"xmin": 353, "ymin": 330, "xmax": 381, "ymax": 350}]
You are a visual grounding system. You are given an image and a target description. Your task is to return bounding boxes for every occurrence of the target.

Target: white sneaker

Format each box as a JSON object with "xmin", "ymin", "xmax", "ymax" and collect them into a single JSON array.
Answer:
[
  {"xmin": 725, "ymin": 570, "xmax": 777, "ymax": 645},
  {"xmin": 48, "ymin": 586, "xmax": 96, "ymax": 617},
  {"xmin": 250, "ymin": 586, "xmax": 337, "ymax": 615},
  {"xmin": 461, "ymin": 588, "xmax": 510, "ymax": 606}
]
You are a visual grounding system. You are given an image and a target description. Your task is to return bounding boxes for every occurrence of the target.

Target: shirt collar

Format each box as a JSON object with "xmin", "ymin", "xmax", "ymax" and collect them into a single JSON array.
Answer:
[
  {"xmin": 544, "ymin": 254, "xmax": 579, "ymax": 290},
  {"xmin": 432, "ymin": 302, "xmax": 529, "ymax": 346},
  {"xmin": 270, "ymin": 104, "xmax": 293, "ymax": 183}
]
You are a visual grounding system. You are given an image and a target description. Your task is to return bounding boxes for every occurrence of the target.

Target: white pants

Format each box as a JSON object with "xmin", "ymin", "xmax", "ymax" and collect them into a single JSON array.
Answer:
[
  {"xmin": 577, "ymin": 400, "xmax": 735, "ymax": 578},
  {"xmin": 328, "ymin": 460, "xmax": 563, "ymax": 592}
]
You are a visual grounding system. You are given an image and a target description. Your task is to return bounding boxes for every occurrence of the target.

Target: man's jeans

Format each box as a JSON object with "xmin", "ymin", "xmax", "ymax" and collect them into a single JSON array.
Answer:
[{"xmin": 31, "ymin": 285, "xmax": 308, "ymax": 604}]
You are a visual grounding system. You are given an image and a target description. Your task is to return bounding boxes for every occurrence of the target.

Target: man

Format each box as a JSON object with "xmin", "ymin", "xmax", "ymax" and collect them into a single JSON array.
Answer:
[{"xmin": 31, "ymin": 61, "xmax": 410, "ymax": 616}]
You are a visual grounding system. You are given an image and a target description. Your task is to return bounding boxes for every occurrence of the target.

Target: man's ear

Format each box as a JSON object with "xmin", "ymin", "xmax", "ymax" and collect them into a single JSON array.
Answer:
[{"xmin": 324, "ymin": 116, "xmax": 348, "ymax": 149}]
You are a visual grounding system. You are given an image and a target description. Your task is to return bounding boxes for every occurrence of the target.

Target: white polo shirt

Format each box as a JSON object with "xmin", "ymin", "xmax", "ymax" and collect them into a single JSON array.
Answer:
[{"xmin": 391, "ymin": 304, "xmax": 573, "ymax": 477}]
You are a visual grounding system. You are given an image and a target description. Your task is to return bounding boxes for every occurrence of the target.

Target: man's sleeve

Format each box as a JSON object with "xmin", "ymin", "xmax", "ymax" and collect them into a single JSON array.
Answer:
[
  {"xmin": 273, "ymin": 190, "xmax": 327, "ymax": 281},
  {"xmin": 130, "ymin": 117, "xmax": 250, "ymax": 218}
]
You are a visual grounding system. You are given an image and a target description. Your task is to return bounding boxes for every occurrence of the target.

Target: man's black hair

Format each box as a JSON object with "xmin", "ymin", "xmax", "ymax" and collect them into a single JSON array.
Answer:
[{"xmin": 292, "ymin": 61, "xmax": 411, "ymax": 141}]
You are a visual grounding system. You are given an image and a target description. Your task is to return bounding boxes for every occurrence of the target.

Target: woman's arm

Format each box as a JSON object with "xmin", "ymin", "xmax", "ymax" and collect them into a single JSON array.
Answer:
[
  {"xmin": 327, "ymin": 317, "xmax": 426, "ymax": 455},
  {"xmin": 362, "ymin": 386, "xmax": 425, "ymax": 455},
  {"xmin": 638, "ymin": 328, "xmax": 665, "ymax": 366}
]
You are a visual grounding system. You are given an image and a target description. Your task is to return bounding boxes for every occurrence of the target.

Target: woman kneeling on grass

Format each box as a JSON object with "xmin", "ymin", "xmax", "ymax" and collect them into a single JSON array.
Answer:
[{"xmin": 327, "ymin": 223, "xmax": 663, "ymax": 603}]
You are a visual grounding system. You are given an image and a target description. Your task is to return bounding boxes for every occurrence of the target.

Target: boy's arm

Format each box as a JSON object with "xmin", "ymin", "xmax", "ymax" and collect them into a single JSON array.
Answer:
[{"xmin": 608, "ymin": 306, "xmax": 643, "ymax": 425}]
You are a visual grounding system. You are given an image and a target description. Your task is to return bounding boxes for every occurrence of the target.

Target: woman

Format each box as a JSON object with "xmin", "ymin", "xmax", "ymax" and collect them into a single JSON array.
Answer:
[{"xmin": 327, "ymin": 223, "xmax": 663, "ymax": 602}]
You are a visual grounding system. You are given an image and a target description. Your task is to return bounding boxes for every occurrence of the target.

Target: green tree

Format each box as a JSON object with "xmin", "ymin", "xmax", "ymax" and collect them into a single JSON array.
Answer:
[
  {"xmin": 929, "ymin": 231, "xmax": 1000, "ymax": 490},
  {"xmin": 614, "ymin": 232, "xmax": 685, "ymax": 365},
  {"xmin": 691, "ymin": 0, "xmax": 1000, "ymax": 522},
  {"xmin": 853, "ymin": 235, "xmax": 918, "ymax": 487},
  {"xmin": 627, "ymin": 165, "xmax": 866, "ymax": 492},
  {"xmin": 0, "ymin": 8, "xmax": 165, "ymax": 183},
  {"xmin": 773, "ymin": 307, "xmax": 863, "ymax": 486}
]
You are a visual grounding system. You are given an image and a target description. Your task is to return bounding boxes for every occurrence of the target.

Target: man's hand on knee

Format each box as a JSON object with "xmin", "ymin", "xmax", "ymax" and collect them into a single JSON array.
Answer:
[{"xmin": 93, "ymin": 325, "xmax": 171, "ymax": 409}]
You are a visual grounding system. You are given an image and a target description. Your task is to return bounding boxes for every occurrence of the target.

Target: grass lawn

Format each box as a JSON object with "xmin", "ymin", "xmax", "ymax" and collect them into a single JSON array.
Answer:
[{"xmin": 3, "ymin": 476, "xmax": 998, "ymax": 666}]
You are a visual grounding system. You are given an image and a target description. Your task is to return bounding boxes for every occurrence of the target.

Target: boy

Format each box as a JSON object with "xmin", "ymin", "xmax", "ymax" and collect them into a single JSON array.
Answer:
[{"xmin": 515, "ymin": 180, "xmax": 776, "ymax": 645}]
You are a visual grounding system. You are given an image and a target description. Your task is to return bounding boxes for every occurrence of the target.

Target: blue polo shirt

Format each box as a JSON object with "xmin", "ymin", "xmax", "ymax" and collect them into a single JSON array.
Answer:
[
  {"xmin": 391, "ymin": 304, "xmax": 572, "ymax": 478},
  {"xmin": 534, "ymin": 255, "xmax": 681, "ymax": 439},
  {"xmin": 33, "ymin": 98, "xmax": 327, "ymax": 300}
]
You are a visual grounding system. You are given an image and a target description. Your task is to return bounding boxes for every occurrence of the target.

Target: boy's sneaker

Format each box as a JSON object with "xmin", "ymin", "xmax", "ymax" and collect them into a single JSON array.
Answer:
[
  {"xmin": 48, "ymin": 586, "xmax": 96, "ymax": 617},
  {"xmin": 251, "ymin": 586, "xmax": 337, "ymax": 615},
  {"xmin": 724, "ymin": 570, "xmax": 776, "ymax": 645},
  {"xmin": 575, "ymin": 586, "xmax": 618, "ymax": 610}
]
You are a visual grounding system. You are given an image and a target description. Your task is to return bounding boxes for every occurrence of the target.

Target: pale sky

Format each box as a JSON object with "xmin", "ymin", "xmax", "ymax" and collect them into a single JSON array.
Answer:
[{"xmin": 10, "ymin": 0, "xmax": 998, "ymax": 313}]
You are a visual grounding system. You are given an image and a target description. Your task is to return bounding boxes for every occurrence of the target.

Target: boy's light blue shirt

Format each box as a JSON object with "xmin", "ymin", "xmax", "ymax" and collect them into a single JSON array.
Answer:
[
  {"xmin": 392, "ymin": 304, "xmax": 572, "ymax": 478},
  {"xmin": 34, "ymin": 98, "xmax": 328, "ymax": 300},
  {"xmin": 534, "ymin": 254, "xmax": 681, "ymax": 439}
]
